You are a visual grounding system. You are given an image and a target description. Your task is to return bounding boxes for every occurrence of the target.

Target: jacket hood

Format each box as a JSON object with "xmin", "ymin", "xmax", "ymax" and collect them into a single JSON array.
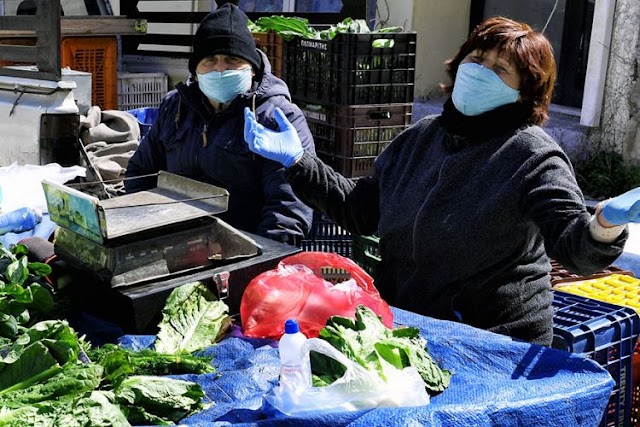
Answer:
[{"xmin": 176, "ymin": 50, "xmax": 291, "ymax": 120}]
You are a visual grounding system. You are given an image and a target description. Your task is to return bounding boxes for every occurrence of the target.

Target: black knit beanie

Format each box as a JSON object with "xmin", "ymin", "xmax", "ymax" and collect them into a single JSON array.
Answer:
[{"xmin": 188, "ymin": 4, "xmax": 262, "ymax": 75}]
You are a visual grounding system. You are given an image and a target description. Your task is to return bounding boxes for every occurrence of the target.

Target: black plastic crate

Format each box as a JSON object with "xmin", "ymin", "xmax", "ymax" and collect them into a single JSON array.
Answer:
[
  {"xmin": 300, "ymin": 211, "xmax": 352, "ymax": 257},
  {"xmin": 253, "ymin": 31, "xmax": 283, "ymax": 77},
  {"xmin": 552, "ymin": 291, "xmax": 640, "ymax": 427},
  {"xmin": 298, "ymin": 101, "xmax": 412, "ymax": 157},
  {"xmin": 284, "ymin": 32, "xmax": 416, "ymax": 105},
  {"xmin": 317, "ymin": 152, "xmax": 377, "ymax": 179}
]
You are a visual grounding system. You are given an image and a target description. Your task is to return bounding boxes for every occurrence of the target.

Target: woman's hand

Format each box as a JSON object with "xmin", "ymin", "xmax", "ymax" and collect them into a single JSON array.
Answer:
[
  {"xmin": 601, "ymin": 187, "xmax": 640, "ymax": 225},
  {"xmin": 244, "ymin": 107, "xmax": 304, "ymax": 167}
]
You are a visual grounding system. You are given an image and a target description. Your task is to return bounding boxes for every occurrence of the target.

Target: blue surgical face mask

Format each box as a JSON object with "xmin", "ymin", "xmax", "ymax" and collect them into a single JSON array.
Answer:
[
  {"xmin": 451, "ymin": 62, "xmax": 520, "ymax": 116},
  {"xmin": 196, "ymin": 67, "xmax": 253, "ymax": 104}
]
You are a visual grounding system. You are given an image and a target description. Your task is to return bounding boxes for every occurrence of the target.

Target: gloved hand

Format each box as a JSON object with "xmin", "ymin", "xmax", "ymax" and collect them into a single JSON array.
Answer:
[
  {"xmin": 601, "ymin": 187, "xmax": 640, "ymax": 225},
  {"xmin": 244, "ymin": 107, "xmax": 304, "ymax": 167}
]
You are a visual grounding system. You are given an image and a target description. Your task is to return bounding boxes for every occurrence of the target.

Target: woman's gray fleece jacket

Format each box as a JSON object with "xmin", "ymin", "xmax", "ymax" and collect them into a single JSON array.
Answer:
[{"xmin": 286, "ymin": 114, "xmax": 627, "ymax": 346}]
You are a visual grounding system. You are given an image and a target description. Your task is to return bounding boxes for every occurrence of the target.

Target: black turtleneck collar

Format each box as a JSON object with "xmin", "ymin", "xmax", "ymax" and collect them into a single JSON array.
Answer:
[{"xmin": 439, "ymin": 97, "xmax": 532, "ymax": 141}]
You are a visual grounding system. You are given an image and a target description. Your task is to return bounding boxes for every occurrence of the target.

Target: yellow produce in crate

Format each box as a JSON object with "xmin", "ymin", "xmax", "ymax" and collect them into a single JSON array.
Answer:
[{"xmin": 555, "ymin": 274, "xmax": 640, "ymax": 311}]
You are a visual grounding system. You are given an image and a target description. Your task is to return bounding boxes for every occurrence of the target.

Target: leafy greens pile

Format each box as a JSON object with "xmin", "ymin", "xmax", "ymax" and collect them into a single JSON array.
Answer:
[
  {"xmin": 0, "ymin": 243, "xmax": 54, "ymax": 340},
  {"xmin": 0, "ymin": 243, "xmax": 230, "ymax": 426},
  {"xmin": 248, "ymin": 16, "xmax": 402, "ymax": 41},
  {"xmin": 311, "ymin": 305, "xmax": 452, "ymax": 395}
]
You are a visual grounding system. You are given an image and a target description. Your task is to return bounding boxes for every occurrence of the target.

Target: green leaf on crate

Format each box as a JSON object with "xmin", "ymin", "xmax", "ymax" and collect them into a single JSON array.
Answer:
[
  {"xmin": 249, "ymin": 15, "xmax": 404, "ymax": 41},
  {"xmin": 372, "ymin": 39, "xmax": 394, "ymax": 49},
  {"xmin": 376, "ymin": 26, "xmax": 404, "ymax": 33},
  {"xmin": 154, "ymin": 282, "xmax": 232, "ymax": 354},
  {"xmin": 251, "ymin": 16, "xmax": 317, "ymax": 40}
]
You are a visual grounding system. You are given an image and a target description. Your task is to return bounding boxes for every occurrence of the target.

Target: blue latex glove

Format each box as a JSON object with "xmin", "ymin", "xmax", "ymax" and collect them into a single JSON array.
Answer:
[
  {"xmin": 244, "ymin": 107, "xmax": 304, "ymax": 168},
  {"xmin": 601, "ymin": 187, "xmax": 640, "ymax": 225}
]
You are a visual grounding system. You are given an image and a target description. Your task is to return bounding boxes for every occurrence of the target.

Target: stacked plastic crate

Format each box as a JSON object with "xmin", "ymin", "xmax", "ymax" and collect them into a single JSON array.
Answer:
[
  {"xmin": 117, "ymin": 72, "xmax": 168, "ymax": 111},
  {"xmin": 292, "ymin": 31, "xmax": 416, "ymax": 255},
  {"xmin": 284, "ymin": 31, "xmax": 417, "ymax": 178},
  {"xmin": 61, "ymin": 37, "xmax": 118, "ymax": 110},
  {"xmin": 253, "ymin": 31, "xmax": 283, "ymax": 78},
  {"xmin": 552, "ymin": 271, "xmax": 640, "ymax": 427}
]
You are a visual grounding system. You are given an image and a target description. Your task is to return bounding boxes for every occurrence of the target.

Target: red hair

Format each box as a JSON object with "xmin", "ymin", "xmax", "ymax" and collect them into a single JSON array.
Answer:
[{"xmin": 442, "ymin": 16, "xmax": 556, "ymax": 126}]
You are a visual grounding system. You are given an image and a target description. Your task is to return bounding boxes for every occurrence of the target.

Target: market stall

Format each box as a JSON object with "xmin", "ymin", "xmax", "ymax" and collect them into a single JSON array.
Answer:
[{"xmin": 116, "ymin": 307, "xmax": 614, "ymax": 426}]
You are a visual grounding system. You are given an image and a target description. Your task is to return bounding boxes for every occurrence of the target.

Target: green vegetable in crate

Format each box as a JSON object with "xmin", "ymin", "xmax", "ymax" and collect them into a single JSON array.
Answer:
[
  {"xmin": 311, "ymin": 305, "xmax": 452, "ymax": 395},
  {"xmin": 249, "ymin": 16, "xmax": 403, "ymax": 41},
  {"xmin": 249, "ymin": 16, "xmax": 316, "ymax": 40},
  {"xmin": 372, "ymin": 39, "xmax": 395, "ymax": 49}
]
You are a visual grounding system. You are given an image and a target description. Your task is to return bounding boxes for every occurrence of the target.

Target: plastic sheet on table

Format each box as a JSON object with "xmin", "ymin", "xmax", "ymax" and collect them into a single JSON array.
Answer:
[{"xmin": 119, "ymin": 307, "xmax": 614, "ymax": 427}]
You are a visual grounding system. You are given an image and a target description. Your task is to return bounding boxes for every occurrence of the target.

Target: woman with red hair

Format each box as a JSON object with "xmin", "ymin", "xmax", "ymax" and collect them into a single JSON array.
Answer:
[{"xmin": 244, "ymin": 17, "xmax": 637, "ymax": 346}]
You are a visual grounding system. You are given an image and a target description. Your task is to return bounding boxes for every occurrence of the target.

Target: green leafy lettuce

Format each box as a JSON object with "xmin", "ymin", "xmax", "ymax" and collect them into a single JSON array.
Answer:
[
  {"xmin": 312, "ymin": 305, "xmax": 452, "ymax": 395},
  {"xmin": 115, "ymin": 375, "xmax": 206, "ymax": 425},
  {"xmin": 0, "ymin": 320, "xmax": 80, "ymax": 394},
  {"xmin": 154, "ymin": 281, "xmax": 232, "ymax": 354},
  {"xmin": 0, "ymin": 390, "xmax": 130, "ymax": 427},
  {"xmin": 88, "ymin": 343, "xmax": 215, "ymax": 386}
]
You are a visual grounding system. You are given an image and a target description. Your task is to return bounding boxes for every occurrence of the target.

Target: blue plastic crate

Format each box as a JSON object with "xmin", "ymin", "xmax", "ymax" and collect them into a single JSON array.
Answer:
[
  {"xmin": 552, "ymin": 291, "xmax": 640, "ymax": 427},
  {"xmin": 128, "ymin": 107, "xmax": 159, "ymax": 139}
]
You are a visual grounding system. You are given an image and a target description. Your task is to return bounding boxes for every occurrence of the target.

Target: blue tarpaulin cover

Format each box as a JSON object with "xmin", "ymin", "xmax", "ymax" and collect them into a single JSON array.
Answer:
[{"xmin": 117, "ymin": 307, "xmax": 614, "ymax": 427}]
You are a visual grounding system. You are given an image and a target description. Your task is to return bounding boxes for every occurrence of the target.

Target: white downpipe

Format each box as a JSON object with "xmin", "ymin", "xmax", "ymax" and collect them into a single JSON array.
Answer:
[
  {"xmin": 283, "ymin": 0, "xmax": 295, "ymax": 13},
  {"xmin": 580, "ymin": 0, "xmax": 616, "ymax": 127}
]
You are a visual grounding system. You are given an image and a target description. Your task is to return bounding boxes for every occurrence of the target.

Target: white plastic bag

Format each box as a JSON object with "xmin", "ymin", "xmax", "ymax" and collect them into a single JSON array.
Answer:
[
  {"xmin": 0, "ymin": 162, "xmax": 85, "ymax": 213},
  {"xmin": 264, "ymin": 338, "xmax": 430, "ymax": 416}
]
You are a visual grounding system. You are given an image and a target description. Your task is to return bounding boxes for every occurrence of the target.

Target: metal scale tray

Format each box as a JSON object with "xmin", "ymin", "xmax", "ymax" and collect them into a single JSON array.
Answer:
[{"xmin": 43, "ymin": 171, "xmax": 261, "ymax": 287}]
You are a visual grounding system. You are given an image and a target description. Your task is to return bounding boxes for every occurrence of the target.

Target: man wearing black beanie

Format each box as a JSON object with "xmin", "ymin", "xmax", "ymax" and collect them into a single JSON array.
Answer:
[
  {"xmin": 126, "ymin": 4, "xmax": 315, "ymax": 246},
  {"xmin": 188, "ymin": 3, "xmax": 262, "ymax": 77}
]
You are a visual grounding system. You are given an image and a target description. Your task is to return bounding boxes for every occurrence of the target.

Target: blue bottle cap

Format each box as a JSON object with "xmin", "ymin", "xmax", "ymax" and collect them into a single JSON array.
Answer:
[{"xmin": 284, "ymin": 319, "xmax": 300, "ymax": 334}]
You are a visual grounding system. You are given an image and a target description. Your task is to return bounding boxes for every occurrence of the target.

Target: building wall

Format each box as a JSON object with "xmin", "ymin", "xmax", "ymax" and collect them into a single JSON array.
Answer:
[
  {"xmin": 377, "ymin": 0, "xmax": 471, "ymax": 99},
  {"xmin": 390, "ymin": 0, "xmax": 640, "ymax": 166},
  {"xmin": 591, "ymin": 0, "xmax": 640, "ymax": 162}
]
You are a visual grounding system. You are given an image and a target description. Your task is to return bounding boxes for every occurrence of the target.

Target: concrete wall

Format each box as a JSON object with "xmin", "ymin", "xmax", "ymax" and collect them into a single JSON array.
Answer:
[
  {"xmin": 590, "ymin": 0, "xmax": 640, "ymax": 163},
  {"xmin": 414, "ymin": 0, "xmax": 471, "ymax": 99},
  {"xmin": 376, "ymin": 0, "xmax": 471, "ymax": 99}
]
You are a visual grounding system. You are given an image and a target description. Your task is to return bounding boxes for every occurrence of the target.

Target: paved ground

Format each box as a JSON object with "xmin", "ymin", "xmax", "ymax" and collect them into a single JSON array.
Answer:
[{"xmin": 411, "ymin": 97, "xmax": 640, "ymax": 275}]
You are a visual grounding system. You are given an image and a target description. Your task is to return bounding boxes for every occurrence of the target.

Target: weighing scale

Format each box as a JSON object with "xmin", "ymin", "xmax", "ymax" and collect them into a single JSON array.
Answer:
[{"xmin": 43, "ymin": 172, "xmax": 300, "ymax": 333}]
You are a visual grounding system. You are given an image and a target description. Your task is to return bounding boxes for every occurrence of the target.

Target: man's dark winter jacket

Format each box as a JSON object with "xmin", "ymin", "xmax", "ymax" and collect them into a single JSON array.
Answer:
[
  {"xmin": 286, "ymin": 100, "xmax": 627, "ymax": 346},
  {"xmin": 125, "ymin": 51, "xmax": 314, "ymax": 244}
]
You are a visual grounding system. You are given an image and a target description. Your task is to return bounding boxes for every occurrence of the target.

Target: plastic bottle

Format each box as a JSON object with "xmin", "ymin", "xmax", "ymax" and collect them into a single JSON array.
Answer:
[
  {"xmin": 278, "ymin": 318, "xmax": 310, "ymax": 392},
  {"xmin": 0, "ymin": 207, "xmax": 43, "ymax": 235}
]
